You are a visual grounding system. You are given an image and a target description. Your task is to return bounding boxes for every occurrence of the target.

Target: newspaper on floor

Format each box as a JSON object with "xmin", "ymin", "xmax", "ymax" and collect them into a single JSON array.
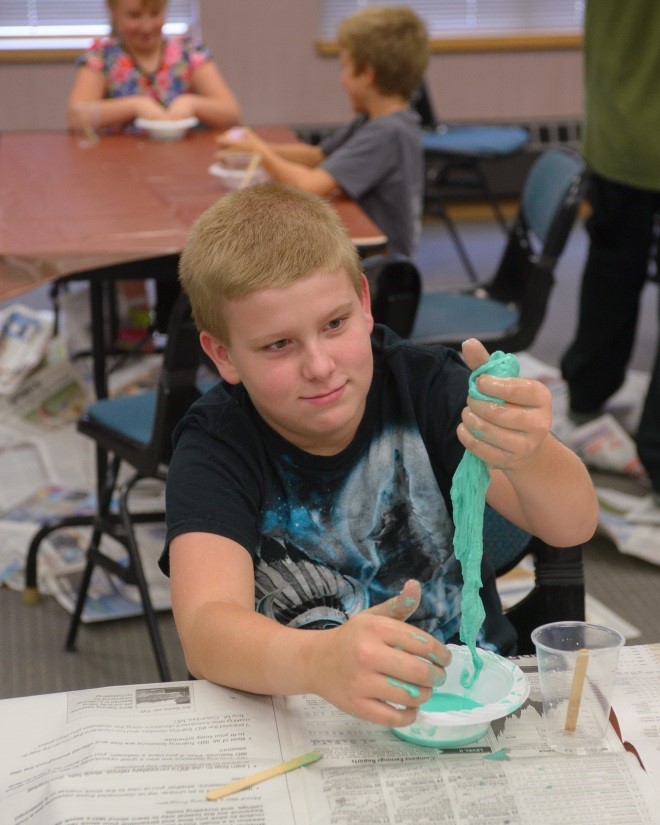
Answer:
[
  {"xmin": 0, "ymin": 303, "xmax": 54, "ymax": 395},
  {"xmin": 0, "ymin": 333, "xmax": 92, "ymax": 429},
  {"xmin": 566, "ymin": 414, "xmax": 646, "ymax": 478},
  {"xmin": 596, "ymin": 487, "xmax": 660, "ymax": 567},
  {"xmin": 516, "ymin": 351, "xmax": 648, "ymax": 441},
  {"xmin": 1, "ymin": 651, "xmax": 658, "ymax": 824},
  {"xmin": 0, "ymin": 481, "xmax": 171, "ymax": 622}
]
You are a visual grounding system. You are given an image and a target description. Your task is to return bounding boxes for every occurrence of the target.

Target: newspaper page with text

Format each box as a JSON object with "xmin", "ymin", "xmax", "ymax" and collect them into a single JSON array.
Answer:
[{"xmin": 1, "ymin": 649, "xmax": 659, "ymax": 824}]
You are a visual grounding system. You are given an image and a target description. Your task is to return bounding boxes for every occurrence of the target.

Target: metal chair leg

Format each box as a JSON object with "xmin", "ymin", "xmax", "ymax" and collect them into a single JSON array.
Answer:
[
  {"xmin": 65, "ymin": 455, "xmax": 120, "ymax": 650},
  {"xmin": 65, "ymin": 545, "xmax": 100, "ymax": 651},
  {"xmin": 424, "ymin": 191, "xmax": 480, "ymax": 283},
  {"xmin": 119, "ymin": 473, "xmax": 171, "ymax": 682}
]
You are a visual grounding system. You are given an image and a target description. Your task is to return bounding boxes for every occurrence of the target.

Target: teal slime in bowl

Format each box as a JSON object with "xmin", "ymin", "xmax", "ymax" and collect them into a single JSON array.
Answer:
[
  {"xmin": 391, "ymin": 644, "xmax": 530, "ymax": 748},
  {"xmin": 421, "ymin": 692, "xmax": 482, "ymax": 712}
]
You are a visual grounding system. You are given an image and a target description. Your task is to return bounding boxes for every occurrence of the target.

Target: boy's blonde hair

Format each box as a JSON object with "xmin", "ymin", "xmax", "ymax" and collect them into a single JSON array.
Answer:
[
  {"xmin": 179, "ymin": 184, "xmax": 363, "ymax": 343},
  {"xmin": 338, "ymin": 5, "xmax": 429, "ymax": 100}
]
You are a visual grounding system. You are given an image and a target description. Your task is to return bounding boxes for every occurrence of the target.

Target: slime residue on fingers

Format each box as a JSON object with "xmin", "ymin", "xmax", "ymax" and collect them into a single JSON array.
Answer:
[
  {"xmin": 386, "ymin": 677, "xmax": 420, "ymax": 699},
  {"xmin": 450, "ymin": 351, "xmax": 520, "ymax": 688}
]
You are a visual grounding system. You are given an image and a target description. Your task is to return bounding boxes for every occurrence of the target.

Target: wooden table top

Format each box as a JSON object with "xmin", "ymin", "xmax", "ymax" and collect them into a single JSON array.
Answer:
[{"xmin": 0, "ymin": 128, "xmax": 386, "ymax": 302}]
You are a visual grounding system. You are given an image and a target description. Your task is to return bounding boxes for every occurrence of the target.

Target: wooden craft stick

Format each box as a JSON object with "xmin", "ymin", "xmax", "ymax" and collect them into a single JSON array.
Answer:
[
  {"xmin": 240, "ymin": 152, "xmax": 262, "ymax": 188},
  {"xmin": 565, "ymin": 647, "xmax": 589, "ymax": 732},
  {"xmin": 206, "ymin": 751, "xmax": 322, "ymax": 801}
]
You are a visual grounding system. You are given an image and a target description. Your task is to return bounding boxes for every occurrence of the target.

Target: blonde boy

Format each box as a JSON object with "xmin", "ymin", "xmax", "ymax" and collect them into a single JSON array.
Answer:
[
  {"xmin": 215, "ymin": 5, "xmax": 429, "ymax": 257},
  {"xmin": 162, "ymin": 184, "xmax": 598, "ymax": 727}
]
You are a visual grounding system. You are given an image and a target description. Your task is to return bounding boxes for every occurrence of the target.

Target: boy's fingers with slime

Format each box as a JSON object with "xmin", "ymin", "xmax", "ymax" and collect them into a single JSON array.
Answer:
[
  {"xmin": 305, "ymin": 580, "xmax": 451, "ymax": 727},
  {"xmin": 365, "ymin": 577, "xmax": 421, "ymax": 621},
  {"xmin": 458, "ymin": 339, "xmax": 552, "ymax": 473}
]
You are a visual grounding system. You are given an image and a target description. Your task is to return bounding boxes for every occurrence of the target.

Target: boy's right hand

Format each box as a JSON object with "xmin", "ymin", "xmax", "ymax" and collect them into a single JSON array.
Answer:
[{"xmin": 303, "ymin": 579, "xmax": 451, "ymax": 727}]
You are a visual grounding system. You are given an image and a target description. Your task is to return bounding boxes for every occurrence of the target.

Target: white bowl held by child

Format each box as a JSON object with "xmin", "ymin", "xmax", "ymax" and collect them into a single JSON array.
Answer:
[{"xmin": 392, "ymin": 644, "xmax": 530, "ymax": 748}]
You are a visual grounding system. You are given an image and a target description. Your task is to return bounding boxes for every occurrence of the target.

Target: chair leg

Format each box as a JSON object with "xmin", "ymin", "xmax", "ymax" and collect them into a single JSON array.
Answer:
[
  {"xmin": 65, "ymin": 541, "xmax": 101, "ymax": 651},
  {"xmin": 119, "ymin": 474, "xmax": 171, "ymax": 682},
  {"xmin": 472, "ymin": 162, "xmax": 510, "ymax": 234},
  {"xmin": 23, "ymin": 515, "xmax": 95, "ymax": 605},
  {"xmin": 65, "ymin": 455, "xmax": 121, "ymax": 651},
  {"xmin": 424, "ymin": 192, "xmax": 480, "ymax": 284},
  {"xmin": 439, "ymin": 207, "xmax": 481, "ymax": 283}
]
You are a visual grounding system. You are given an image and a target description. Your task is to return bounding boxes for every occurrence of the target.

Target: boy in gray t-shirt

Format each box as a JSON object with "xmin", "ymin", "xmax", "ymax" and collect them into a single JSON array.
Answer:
[{"xmin": 215, "ymin": 6, "xmax": 428, "ymax": 257}]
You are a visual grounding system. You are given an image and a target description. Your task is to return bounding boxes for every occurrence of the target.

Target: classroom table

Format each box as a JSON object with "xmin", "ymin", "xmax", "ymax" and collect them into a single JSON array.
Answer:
[
  {"xmin": 0, "ymin": 127, "xmax": 386, "ymax": 297},
  {"xmin": 0, "ymin": 127, "xmax": 387, "ymax": 397},
  {"xmin": 0, "ymin": 644, "xmax": 658, "ymax": 823}
]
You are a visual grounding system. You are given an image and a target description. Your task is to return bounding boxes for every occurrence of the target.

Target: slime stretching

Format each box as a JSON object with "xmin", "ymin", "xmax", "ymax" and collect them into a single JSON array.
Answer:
[{"xmin": 450, "ymin": 350, "xmax": 520, "ymax": 687}]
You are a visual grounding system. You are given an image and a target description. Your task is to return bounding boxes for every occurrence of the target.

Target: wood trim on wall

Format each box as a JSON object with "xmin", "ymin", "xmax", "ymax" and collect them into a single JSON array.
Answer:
[
  {"xmin": 316, "ymin": 33, "xmax": 583, "ymax": 57},
  {"xmin": 1, "ymin": 31, "xmax": 582, "ymax": 65},
  {"xmin": 0, "ymin": 48, "xmax": 79, "ymax": 64}
]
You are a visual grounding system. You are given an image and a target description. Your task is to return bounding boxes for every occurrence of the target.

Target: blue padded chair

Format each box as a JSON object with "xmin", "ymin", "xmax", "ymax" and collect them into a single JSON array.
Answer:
[
  {"xmin": 410, "ymin": 148, "xmax": 586, "ymax": 352},
  {"xmin": 411, "ymin": 80, "xmax": 530, "ymax": 283},
  {"xmin": 65, "ymin": 292, "xmax": 201, "ymax": 681},
  {"xmin": 483, "ymin": 506, "xmax": 585, "ymax": 655}
]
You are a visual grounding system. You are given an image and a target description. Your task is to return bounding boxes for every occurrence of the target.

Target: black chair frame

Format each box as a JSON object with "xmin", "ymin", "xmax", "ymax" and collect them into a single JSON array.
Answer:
[
  {"xmin": 24, "ymin": 292, "xmax": 201, "ymax": 682},
  {"xmin": 362, "ymin": 253, "xmax": 422, "ymax": 338},
  {"xmin": 500, "ymin": 538, "xmax": 585, "ymax": 655}
]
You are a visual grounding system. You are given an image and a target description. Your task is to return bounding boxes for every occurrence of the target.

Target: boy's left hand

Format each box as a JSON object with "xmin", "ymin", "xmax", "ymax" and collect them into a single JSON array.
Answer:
[{"xmin": 458, "ymin": 338, "xmax": 552, "ymax": 473}]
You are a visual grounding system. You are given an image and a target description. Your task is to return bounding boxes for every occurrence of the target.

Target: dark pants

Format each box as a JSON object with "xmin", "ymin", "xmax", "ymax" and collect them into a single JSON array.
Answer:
[{"xmin": 560, "ymin": 172, "xmax": 660, "ymax": 490}]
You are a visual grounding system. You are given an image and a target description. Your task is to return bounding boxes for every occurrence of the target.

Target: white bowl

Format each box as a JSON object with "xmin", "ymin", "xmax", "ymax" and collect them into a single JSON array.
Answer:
[
  {"xmin": 134, "ymin": 117, "xmax": 199, "ymax": 141},
  {"xmin": 208, "ymin": 160, "xmax": 271, "ymax": 190},
  {"xmin": 392, "ymin": 644, "xmax": 530, "ymax": 748}
]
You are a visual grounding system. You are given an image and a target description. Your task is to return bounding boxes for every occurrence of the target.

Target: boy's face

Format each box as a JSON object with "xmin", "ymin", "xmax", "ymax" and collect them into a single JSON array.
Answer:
[
  {"xmin": 339, "ymin": 51, "xmax": 373, "ymax": 113},
  {"xmin": 201, "ymin": 268, "xmax": 375, "ymax": 456}
]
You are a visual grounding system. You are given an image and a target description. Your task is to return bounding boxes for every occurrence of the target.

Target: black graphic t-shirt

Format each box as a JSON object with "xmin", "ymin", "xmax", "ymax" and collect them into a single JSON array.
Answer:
[{"xmin": 161, "ymin": 326, "xmax": 516, "ymax": 653}]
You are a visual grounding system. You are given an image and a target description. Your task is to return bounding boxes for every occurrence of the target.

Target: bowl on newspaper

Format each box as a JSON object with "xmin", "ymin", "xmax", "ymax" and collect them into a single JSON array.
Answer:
[
  {"xmin": 134, "ymin": 117, "xmax": 199, "ymax": 141},
  {"xmin": 208, "ymin": 153, "xmax": 271, "ymax": 190},
  {"xmin": 392, "ymin": 644, "xmax": 530, "ymax": 748}
]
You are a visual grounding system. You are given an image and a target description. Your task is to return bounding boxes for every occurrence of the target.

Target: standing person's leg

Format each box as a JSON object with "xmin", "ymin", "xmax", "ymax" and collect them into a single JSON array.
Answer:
[
  {"xmin": 561, "ymin": 174, "xmax": 655, "ymax": 415},
  {"xmin": 637, "ymin": 205, "xmax": 660, "ymax": 494},
  {"xmin": 637, "ymin": 338, "xmax": 660, "ymax": 495}
]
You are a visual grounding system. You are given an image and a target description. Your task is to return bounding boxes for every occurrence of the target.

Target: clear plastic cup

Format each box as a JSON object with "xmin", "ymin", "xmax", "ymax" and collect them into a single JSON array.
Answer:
[{"xmin": 531, "ymin": 621, "xmax": 625, "ymax": 754}]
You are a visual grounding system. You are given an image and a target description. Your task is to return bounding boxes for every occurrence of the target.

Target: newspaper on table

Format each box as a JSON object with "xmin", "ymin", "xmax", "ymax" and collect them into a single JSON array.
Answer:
[
  {"xmin": 1, "ymin": 648, "xmax": 658, "ymax": 824},
  {"xmin": 0, "ymin": 303, "xmax": 54, "ymax": 395}
]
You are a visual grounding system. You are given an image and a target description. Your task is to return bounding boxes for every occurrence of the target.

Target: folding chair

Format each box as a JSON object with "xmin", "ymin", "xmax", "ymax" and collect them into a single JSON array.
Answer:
[
  {"xmin": 410, "ymin": 148, "xmax": 587, "ymax": 352},
  {"xmin": 412, "ymin": 80, "xmax": 530, "ymax": 283},
  {"xmin": 24, "ymin": 292, "xmax": 201, "ymax": 682}
]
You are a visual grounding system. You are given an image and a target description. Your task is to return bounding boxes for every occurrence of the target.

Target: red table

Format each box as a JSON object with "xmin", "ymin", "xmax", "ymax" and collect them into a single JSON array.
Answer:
[{"xmin": 0, "ymin": 128, "xmax": 387, "ymax": 304}]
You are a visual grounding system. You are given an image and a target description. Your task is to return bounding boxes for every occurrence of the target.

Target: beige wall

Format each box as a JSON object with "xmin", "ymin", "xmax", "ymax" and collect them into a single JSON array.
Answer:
[{"xmin": 0, "ymin": 1, "xmax": 583, "ymax": 132}]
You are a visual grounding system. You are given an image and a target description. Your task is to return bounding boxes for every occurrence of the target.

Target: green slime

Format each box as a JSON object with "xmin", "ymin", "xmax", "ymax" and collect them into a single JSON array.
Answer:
[
  {"xmin": 421, "ymin": 692, "xmax": 482, "ymax": 712},
  {"xmin": 450, "ymin": 350, "xmax": 520, "ymax": 688}
]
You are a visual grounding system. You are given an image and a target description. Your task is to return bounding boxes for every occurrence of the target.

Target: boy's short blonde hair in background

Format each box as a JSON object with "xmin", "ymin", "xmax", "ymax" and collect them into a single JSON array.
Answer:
[
  {"xmin": 179, "ymin": 184, "xmax": 363, "ymax": 344},
  {"xmin": 338, "ymin": 5, "xmax": 429, "ymax": 100}
]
